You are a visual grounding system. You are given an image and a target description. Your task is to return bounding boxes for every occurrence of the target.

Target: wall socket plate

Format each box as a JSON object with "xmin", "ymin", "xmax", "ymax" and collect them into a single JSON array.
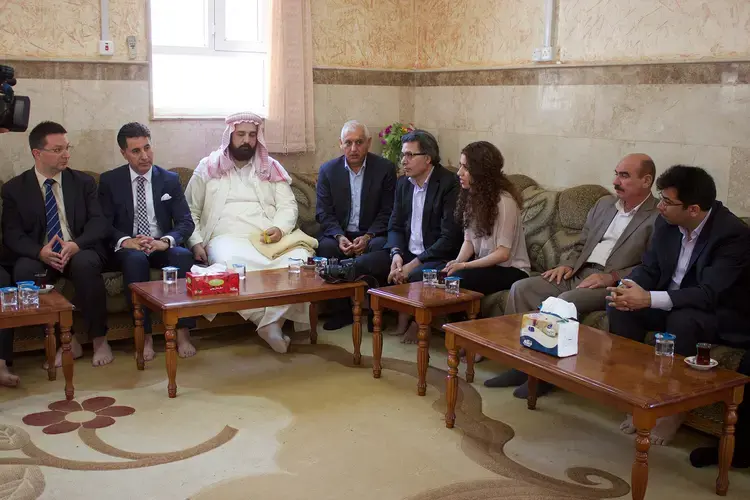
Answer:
[
  {"xmin": 99, "ymin": 40, "xmax": 114, "ymax": 56},
  {"xmin": 532, "ymin": 46, "xmax": 556, "ymax": 62},
  {"xmin": 126, "ymin": 35, "xmax": 137, "ymax": 59}
]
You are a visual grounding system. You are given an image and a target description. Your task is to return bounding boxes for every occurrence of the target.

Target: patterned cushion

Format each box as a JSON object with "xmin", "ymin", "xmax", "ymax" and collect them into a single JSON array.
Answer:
[{"xmin": 558, "ymin": 185, "xmax": 611, "ymax": 231}]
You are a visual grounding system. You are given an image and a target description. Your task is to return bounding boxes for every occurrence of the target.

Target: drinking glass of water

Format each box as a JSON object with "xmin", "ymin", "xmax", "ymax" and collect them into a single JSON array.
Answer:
[
  {"xmin": 654, "ymin": 333, "xmax": 675, "ymax": 357},
  {"xmin": 422, "ymin": 269, "xmax": 437, "ymax": 287},
  {"xmin": 288, "ymin": 258, "xmax": 303, "ymax": 274},
  {"xmin": 162, "ymin": 266, "xmax": 178, "ymax": 284},
  {"xmin": 445, "ymin": 277, "xmax": 461, "ymax": 296}
]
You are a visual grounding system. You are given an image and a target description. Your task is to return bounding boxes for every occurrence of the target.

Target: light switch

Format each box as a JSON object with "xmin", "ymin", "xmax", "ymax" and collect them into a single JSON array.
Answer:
[
  {"xmin": 99, "ymin": 40, "xmax": 114, "ymax": 56},
  {"xmin": 126, "ymin": 36, "xmax": 137, "ymax": 60}
]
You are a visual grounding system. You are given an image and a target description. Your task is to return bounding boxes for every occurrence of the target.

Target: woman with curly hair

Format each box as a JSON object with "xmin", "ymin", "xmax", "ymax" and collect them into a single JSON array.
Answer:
[{"xmin": 443, "ymin": 141, "xmax": 530, "ymax": 295}]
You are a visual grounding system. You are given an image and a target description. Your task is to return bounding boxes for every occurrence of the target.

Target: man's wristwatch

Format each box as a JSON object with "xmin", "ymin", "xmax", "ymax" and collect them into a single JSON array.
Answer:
[
  {"xmin": 390, "ymin": 248, "xmax": 402, "ymax": 260},
  {"xmin": 160, "ymin": 237, "xmax": 172, "ymax": 248}
]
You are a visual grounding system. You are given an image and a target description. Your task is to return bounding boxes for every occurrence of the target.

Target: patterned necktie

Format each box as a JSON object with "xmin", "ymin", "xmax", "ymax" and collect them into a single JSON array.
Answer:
[
  {"xmin": 135, "ymin": 176, "xmax": 150, "ymax": 236},
  {"xmin": 44, "ymin": 179, "xmax": 63, "ymax": 253}
]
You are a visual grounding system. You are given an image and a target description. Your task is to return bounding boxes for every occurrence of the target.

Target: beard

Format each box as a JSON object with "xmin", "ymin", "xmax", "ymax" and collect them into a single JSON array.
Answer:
[{"xmin": 228, "ymin": 143, "xmax": 256, "ymax": 162}]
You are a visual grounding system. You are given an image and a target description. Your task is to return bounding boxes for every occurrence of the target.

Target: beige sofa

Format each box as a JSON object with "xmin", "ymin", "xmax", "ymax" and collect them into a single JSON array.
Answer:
[
  {"xmin": 481, "ymin": 174, "xmax": 747, "ymax": 436},
  {"xmin": 3, "ymin": 168, "xmax": 744, "ymax": 435},
  {"xmin": 3, "ymin": 167, "xmax": 321, "ymax": 352}
]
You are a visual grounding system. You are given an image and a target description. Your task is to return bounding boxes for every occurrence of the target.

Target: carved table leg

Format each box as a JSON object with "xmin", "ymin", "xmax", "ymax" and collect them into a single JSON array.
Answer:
[
  {"xmin": 465, "ymin": 346, "xmax": 475, "ymax": 383},
  {"xmin": 631, "ymin": 410, "xmax": 655, "ymax": 500},
  {"xmin": 372, "ymin": 296, "xmax": 383, "ymax": 378},
  {"xmin": 309, "ymin": 302, "xmax": 318, "ymax": 345},
  {"xmin": 717, "ymin": 401, "xmax": 739, "ymax": 496},
  {"xmin": 527, "ymin": 375, "xmax": 538, "ymax": 410},
  {"xmin": 60, "ymin": 310, "xmax": 74, "ymax": 400},
  {"xmin": 351, "ymin": 286, "xmax": 364, "ymax": 365},
  {"xmin": 445, "ymin": 344, "xmax": 459, "ymax": 428},
  {"xmin": 45, "ymin": 323, "xmax": 56, "ymax": 381},
  {"xmin": 416, "ymin": 308, "xmax": 431, "ymax": 396},
  {"xmin": 164, "ymin": 312, "xmax": 178, "ymax": 398},
  {"xmin": 133, "ymin": 292, "xmax": 145, "ymax": 371}
]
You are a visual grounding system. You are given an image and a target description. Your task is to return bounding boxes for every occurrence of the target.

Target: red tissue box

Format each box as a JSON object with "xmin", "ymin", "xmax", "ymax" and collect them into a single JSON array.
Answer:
[{"xmin": 185, "ymin": 271, "xmax": 240, "ymax": 296}]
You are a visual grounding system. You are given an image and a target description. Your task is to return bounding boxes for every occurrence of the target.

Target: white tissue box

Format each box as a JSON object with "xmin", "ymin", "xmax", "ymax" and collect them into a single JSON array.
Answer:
[{"xmin": 519, "ymin": 297, "xmax": 579, "ymax": 357}]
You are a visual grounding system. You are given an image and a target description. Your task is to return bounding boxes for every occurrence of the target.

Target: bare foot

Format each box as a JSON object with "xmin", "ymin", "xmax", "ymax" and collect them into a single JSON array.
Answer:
[
  {"xmin": 620, "ymin": 414, "xmax": 636, "ymax": 434},
  {"xmin": 0, "ymin": 361, "xmax": 19, "ymax": 387},
  {"xmin": 177, "ymin": 328, "xmax": 197, "ymax": 358},
  {"xmin": 650, "ymin": 413, "xmax": 686, "ymax": 446},
  {"xmin": 401, "ymin": 321, "xmax": 418, "ymax": 344},
  {"xmin": 43, "ymin": 336, "xmax": 83, "ymax": 369},
  {"xmin": 459, "ymin": 348, "xmax": 483, "ymax": 363},
  {"xmin": 387, "ymin": 312, "xmax": 411, "ymax": 336},
  {"xmin": 257, "ymin": 321, "xmax": 290, "ymax": 353},
  {"xmin": 141, "ymin": 334, "xmax": 156, "ymax": 362},
  {"xmin": 92, "ymin": 337, "xmax": 114, "ymax": 367}
]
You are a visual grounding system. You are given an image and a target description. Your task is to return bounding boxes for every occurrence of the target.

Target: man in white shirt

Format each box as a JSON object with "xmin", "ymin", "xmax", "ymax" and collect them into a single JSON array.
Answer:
[
  {"xmin": 485, "ymin": 154, "xmax": 659, "ymax": 396},
  {"xmin": 98, "ymin": 122, "xmax": 197, "ymax": 361},
  {"xmin": 608, "ymin": 165, "xmax": 750, "ymax": 446}
]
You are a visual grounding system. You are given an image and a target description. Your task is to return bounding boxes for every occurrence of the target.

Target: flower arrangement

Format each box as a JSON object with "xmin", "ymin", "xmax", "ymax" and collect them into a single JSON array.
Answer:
[{"xmin": 378, "ymin": 122, "xmax": 415, "ymax": 166}]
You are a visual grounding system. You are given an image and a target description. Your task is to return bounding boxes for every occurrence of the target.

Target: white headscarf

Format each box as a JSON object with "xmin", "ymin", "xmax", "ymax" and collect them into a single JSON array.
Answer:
[{"xmin": 203, "ymin": 112, "xmax": 291, "ymax": 183}]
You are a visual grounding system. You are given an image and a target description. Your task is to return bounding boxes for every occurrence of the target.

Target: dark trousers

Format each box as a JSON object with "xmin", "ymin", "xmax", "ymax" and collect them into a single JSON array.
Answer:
[
  {"xmin": 448, "ymin": 265, "xmax": 528, "ymax": 296},
  {"xmin": 114, "ymin": 247, "xmax": 196, "ymax": 333},
  {"xmin": 14, "ymin": 250, "xmax": 108, "ymax": 340},
  {"xmin": 0, "ymin": 265, "xmax": 12, "ymax": 364},
  {"xmin": 318, "ymin": 233, "xmax": 387, "ymax": 316},
  {"xmin": 355, "ymin": 248, "xmax": 448, "ymax": 289},
  {"xmin": 607, "ymin": 306, "xmax": 718, "ymax": 357}
]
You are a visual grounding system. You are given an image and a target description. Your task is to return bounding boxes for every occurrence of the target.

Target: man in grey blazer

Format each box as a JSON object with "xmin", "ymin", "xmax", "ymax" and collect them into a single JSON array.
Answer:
[{"xmin": 486, "ymin": 153, "xmax": 660, "ymax": 396}]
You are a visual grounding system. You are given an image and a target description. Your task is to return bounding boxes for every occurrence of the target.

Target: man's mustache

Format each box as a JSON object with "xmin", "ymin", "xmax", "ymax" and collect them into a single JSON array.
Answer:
[{"xmin": 614, "ymin": 185, "xmax": 624, "ymax": 191}]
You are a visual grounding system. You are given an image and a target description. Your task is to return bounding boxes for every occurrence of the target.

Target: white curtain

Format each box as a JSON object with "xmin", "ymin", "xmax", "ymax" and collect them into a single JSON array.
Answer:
[{"xmin": 264, "ymin": 0, "xmax": 315, "ymax": 154}]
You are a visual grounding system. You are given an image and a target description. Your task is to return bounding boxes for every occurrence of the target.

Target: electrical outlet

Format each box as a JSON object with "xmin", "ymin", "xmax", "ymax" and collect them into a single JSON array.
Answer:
[
  {"xmin": 532, "ymin": 48, "xmax": 543, "ymax": 62},
  {"xmin": 99, "ymin": 40, "xmax": 114, "ymax": 56},
  {"xmin": 126, "ymin": 36, "xmax": 137, "ymax": 59},
  {"xmin": 540, "ymin": 46, "xmax": 556, "ymax": 62}
]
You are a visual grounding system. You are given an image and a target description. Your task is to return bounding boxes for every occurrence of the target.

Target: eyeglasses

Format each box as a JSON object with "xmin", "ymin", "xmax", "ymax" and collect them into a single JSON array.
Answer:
[
  {"xmin": 38, "ymin": 145, "xmax": 74, "ymax": 155},
  {"xmin": 657, "ymin": 192, "xmax": 682, "ymax": 207},
  {"xmin": 399, "ymin": 152, "xmax": 427, "ymax": 162}
]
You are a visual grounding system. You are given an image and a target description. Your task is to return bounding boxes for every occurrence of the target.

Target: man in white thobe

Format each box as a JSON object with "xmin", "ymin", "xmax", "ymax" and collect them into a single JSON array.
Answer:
[{"xmin": 185, "ymin": 112, "xmax": 311, "ymax": 353}]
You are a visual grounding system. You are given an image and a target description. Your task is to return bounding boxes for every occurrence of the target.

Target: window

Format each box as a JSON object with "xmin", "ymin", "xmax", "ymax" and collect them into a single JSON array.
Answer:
[{"xmin": 149, "ymin": 0, "xmax": 268, "ymax": 119}]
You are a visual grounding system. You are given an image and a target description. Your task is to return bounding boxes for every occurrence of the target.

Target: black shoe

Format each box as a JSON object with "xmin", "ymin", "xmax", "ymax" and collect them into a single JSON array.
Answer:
[
  {"xmin": 513, "ymin": 380, "xmax": 554, "ymax": 399},
  {"xmin": 690, "ymin": 446, "xmax": 750, "ymax": 468},
  {"xmin": 323, "ymin": 314, "xmax": 353, "ymax": 331},
  {"xmin": 484, "ymin": 369, "xmax": 528, "ymax": 388}
]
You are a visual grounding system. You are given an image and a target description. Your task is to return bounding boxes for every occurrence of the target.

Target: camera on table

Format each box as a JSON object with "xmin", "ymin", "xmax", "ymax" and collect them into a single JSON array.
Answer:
[
  {"xmin": 0, "ymin": 64, "xmax": 31, "ymax": 132},
  {"xmin": 320, "ymin": 258, "xmax": 357, "ymax": 283}
]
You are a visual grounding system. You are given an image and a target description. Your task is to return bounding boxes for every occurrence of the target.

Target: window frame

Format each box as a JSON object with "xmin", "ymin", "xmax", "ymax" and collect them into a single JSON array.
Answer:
[{"xmin": 147, "ymin": 0, "xmax": 269, "ymax": 120}]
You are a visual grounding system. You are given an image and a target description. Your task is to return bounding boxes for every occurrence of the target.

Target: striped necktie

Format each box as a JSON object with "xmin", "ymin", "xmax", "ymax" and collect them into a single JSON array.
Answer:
[
  {"xmin": 135, "ymin": 176, "xmax": 150, "ymax": 236},
  {"xmin": 44, "ymin": 179, "xmax": 63, "ymax": 253}
]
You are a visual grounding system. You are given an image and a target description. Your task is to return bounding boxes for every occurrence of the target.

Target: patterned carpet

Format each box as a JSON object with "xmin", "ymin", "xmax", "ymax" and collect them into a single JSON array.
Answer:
[{"xmin": 0, "ymin": 324, "xmax": 748, "ymax": 499}]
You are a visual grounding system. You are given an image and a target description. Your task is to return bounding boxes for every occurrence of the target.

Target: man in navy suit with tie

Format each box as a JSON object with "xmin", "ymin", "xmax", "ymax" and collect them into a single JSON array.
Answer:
[
  {"xmin": 1, "ymin": 121, "xmax": 112, "ymax": 367},
  {"xmin": 98, "ymin": 122, "xmax": 197, "ymax": 361},
  {"xmin": 315, "ymin": 120, "xmax": 397, "ymax": 330}
]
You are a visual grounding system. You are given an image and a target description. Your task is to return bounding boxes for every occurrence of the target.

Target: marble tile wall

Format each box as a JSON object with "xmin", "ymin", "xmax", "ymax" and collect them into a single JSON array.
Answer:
[
  {"xmin": 415, "ymin": 83, "xmax": 750, "ymax": 215},
  {"xmin": 0, "ymin": 79, "xmax": 411, "ymax": 180}
]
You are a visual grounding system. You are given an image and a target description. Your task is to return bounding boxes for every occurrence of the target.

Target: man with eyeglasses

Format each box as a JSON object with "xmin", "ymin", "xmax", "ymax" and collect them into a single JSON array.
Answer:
[
  {"xmin": 357, "ymin": 129, "xmax": 463, "ymax": 343},
  {"xmin": 315, "ymin": 120, "xmax": 397, "ymax": 330},
  {"xmin": 1, "ymin": 121, "xmax": 112, "ymax": 370},
  {"xmin": 607, "ymin": 165, "xmax": 750, "ymax": 447}
]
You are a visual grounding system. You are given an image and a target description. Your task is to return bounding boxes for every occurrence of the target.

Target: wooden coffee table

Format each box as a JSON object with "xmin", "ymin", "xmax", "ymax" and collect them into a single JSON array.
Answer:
[
  {"xmin": 130, "ymin": 268, "xmax": 366, "ymax": 398},
  {"xmin": 0, "ymin": 290, "xmax": 75, "ymax": 399},
  {"xmin": 443, "ymin": 314, "xmax": 749, "ymax": 500},
  {"xmin": 369, "ymin": 282, "xmax": 482, "ymax": 396}
]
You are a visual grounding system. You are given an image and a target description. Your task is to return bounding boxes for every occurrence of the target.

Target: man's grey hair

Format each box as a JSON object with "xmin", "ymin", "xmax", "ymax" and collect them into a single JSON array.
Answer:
[{"xmin": 340, "ymin": 120, "xmax": 370, "ymax": 141}]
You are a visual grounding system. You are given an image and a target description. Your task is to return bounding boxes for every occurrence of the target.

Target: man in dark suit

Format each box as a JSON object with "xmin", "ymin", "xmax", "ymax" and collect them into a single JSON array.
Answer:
[
  {"xmin": 98, "ymin": 122, "xmax": 197, "ymax": 361},
  {"xmin": 608, "ymin": 165, "xmax": 750, "ymax": 446},
  {"xmin": 1, "ymin": 121, "xmax": 112, "ymax": 367},
  {"xmin": 357, "ymin": 129, "xmax": 463, "ymax": 343},
  {"xmin": 315, "ymin": 120, "xmax": 397, "ymax": 330}
]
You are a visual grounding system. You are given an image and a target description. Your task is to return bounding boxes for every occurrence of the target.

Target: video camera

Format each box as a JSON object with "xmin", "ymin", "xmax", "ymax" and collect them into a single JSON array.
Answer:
[
  {"xmin": 0, "ymin": 64, "xmax": 31, "ymax": 132},
  {"xmin": 320, "ymin": 258, "xmax": 357, "ymax": 283}
]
